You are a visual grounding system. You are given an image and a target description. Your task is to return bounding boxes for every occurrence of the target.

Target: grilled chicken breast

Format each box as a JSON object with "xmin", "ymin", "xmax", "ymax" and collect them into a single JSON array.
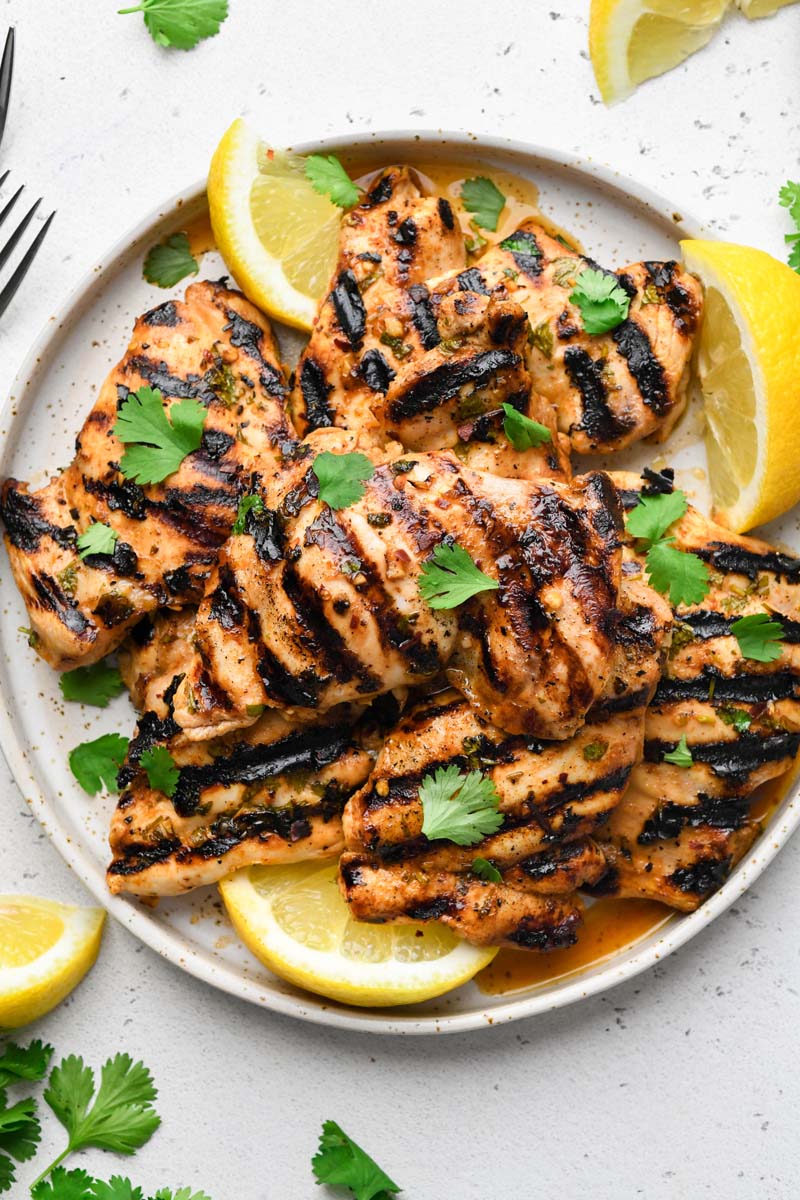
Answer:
[
  {"xmin": 1, "ymin": 281, "xmax": 292, "ymax": 669},
  {"xmin": 434, "ymin": 222, "xmax": 702, "ymax": 455},
  {"xmin": 590, "ymin": 470, "xmax": 800, "ymax": 910},
  {"xmin": 291, "ymin": 166, "xmax": 466, "ymax": 442}
]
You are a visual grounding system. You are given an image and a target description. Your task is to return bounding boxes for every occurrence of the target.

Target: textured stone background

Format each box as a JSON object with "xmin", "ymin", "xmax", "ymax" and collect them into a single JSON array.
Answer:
[{"xmin": 1, "ymin": 1, "xmax": 800, "ymax": 1195}]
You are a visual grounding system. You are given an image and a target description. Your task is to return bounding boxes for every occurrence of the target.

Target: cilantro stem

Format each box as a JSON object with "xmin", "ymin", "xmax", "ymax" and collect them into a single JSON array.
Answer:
[
  {"xmin": 118, "ymin": 4, "xmax": 146, "ymax": 12},
  {"xmin": 29, "ymin": 1147, "xmax": 70, "ymax": 1191}
]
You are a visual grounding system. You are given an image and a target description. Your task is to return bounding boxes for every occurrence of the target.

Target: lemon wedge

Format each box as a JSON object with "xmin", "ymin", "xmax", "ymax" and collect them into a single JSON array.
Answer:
[
  {"xmin": 680, "ymin": 239, "xmax": 800, "ymax": 533},
  {"xmin": 207, "ymin": 118, "xmax": 341, "ymax": 331},
  {"xmin": 219, "ymin": 862, "xmax": 496, "ymax": 1008},
  {"xmin": 589, "ymin": 0, "xmax": 730, "ymax": 104},
  {"xmin": 0, "ymin": 895, "xmax": 105, "ymax": 1029},
  {"xmin": 736, "ymin": 0, "xmax": 797, "ymax": 15}
]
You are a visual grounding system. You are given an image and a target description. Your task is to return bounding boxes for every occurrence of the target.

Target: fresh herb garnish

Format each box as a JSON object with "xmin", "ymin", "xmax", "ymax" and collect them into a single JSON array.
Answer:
[
  {"xmin": 501, "ymin": 403, "xmax": 552, "ymax": 451},
  {"xmin": 528, "ymin": 319, "xmax": 553, "ymax": 359},
  {"xmin": 419, "ymin": 765, "xmax": 503, "ymax": 846},
  {"xmin": 499, "ymin": 233, "xmax": 539, "ymax": 256},
  {"xmin": 570, "ymin": 267, "xmax": 631, "ymax": 335},
  {"xmin": 59, "ymin": 663, "xmax": 125, "ymax": 709},
  {"xmin": 718, "ymin": 705, "xmax": 752, "ymax": 733},
  {"xmin": 143, "ymin": 233, "xmax": 198, "ymax": 288},
  {"xmin": 77, "ymin": 523, "xmax": 118, "ymax": 560},
  {"xmin": 730, "ymin": 611, "xmax": 785, "ymax": 663},
  {"xmin": 0, "ymin": 1042, "xmax": 53, "ymax": 1090},
  {"xmin": 232, "ymin": 493, "xmax": 264, "ymax": 535},
  {"xmin": 471, "ymin": 857, "xmax": 502, "ymax": 883},
  {"xmin": 663, "ymin": 735, "xmax": 693, "ymax": 768},
  {"xmin": 460, "ymin": 177, "xmax": 505, "ymax": 232},
  {"xmin": 779, "ymin": 181, "xmax": 800, "ymax": 273},
  {"xmin": 312, "ymin": 1120, "xmax": 400, "ymax": 1200},
  {"xmin": 68, "ymin": 734, "xmax": 130, "ymax": 796},
  {"xmin": 583, "ymin": 740, "xmax": 608, "ymax": 762},
  {"xmin": 139, "ymin": 747, "xmax": 180, "ymax": 798},
  {"xmin": 304, "ymin": 155, "xmax": 360, "ymax": 208},
  {"xmin": 113, "ymin": 386, "xmax": 206, "ymax": 485},
  {"xmin": 464, "ymin": 230, "xmax": 488, "ymax": 256},
  {"xmin": 379, "ymin": 332, "xmax": 413, "ymax": 360},
  {"xmin": 626, "ymin": 489, "xmax": 710, "ymax": 607},
  {"xmin": 0, "ymin": 1042, "xmax": 53, "ymax": 1194},
  {"xmin": 118, "ymin": 0, "xmax": 228, "ymax": 50},
  {"xmin": 312, "ymin": 452, "xmax": 374, "ymax": 510},
  {"xmin": 418, "ymin": 542, "xmax": 498, "ymax": 610}
]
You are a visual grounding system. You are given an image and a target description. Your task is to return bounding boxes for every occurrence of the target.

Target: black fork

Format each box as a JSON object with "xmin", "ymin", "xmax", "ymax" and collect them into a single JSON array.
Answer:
[{"xmin": 0, "ymin": 29, "xmax": 55, "ymax": 321}]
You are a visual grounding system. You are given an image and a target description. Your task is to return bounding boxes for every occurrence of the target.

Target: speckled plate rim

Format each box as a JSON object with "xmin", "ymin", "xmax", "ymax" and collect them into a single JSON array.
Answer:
[{"xmin": 2, "ymin": 129, "xmax": 799, "ymax": 1036}]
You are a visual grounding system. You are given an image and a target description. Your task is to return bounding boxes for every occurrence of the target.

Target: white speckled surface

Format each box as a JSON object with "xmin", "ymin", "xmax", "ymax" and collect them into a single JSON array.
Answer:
[{"xmin": 1, "ymin": 0, "xmax": 800, "ymax": 1194}]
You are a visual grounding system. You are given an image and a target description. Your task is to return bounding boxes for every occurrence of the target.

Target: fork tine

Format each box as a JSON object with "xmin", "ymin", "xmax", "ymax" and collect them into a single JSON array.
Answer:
[
  {"xmin": 0, "ymin": 209, "xmax": 54, "ymax": 321},
  {"xmin": 0, "ymin": 169, "xmax": 8, "ymax": 189},
  {"xmin": 0, "ymin": 29, "xmax": 14, "ymax": 153},
  {"xmin": 0, "ymin": 196, "xmax": 40, "ymax": 272},
  {"xmin": 0, "ymin": 183, "xmax": 23, "ymax": 230}
]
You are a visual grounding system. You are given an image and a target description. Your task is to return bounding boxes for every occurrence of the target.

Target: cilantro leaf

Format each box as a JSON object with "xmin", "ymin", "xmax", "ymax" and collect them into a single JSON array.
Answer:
[
  {"xmin": 570, "ymin": 267, "xmax": 631, "ymax": 335},
  {"xmin": 787, "ymin": 233, "xmax": 800, "ymax": 274},
  {"xmin": 718, "ymin": 705, "xmax": 752, "ymax": 733},
  {"xmin": 118, "ymin": 0, "xmax": 229, "ymax": 50},
  {"xmin": 645, "ymin": 539, "xmax": 710, "ymax": 607},
  {"xmin": 151, "ymin": 1190, "xmax": 213, "ymax": 1200},
  {"xmin": 139, "ymin": 746, "xmax": 180, "ymax": 798},
  {"xmin": 304, "ymin": 155, "xmax": 359, "ymax": 208},
  {"xmin": 31, "ymin": 1166, "xmax": 95, "ymax": 1200},
  {"xmin": 312, "ymin": 451, "xmax": 374, "ymax": 510},
  {"xmin": 663, "ymin": 734, "xmax": 693, "ymax": 768},
  {"xmin": 626, "ymin": 489, "xmax": 688, "ymax": 545},
  {"xmin": 471, "ymin": 857, "xmax": 502, "ymax": 882},
  {"xmin": 113, "ymin": 387, "xmax": 206, "ymax": 485},
  {"xmin": 0, "ymin": 1041, "xmax": 53, "ymax": 1088},
  {"xmin": 460, "ymin": 177, "xmax": 506, "ymax": 232},
  {"xmin": 44, "ymin": 1054, "xmax": 160, "ymax": 1168},
  {"xmin": 77, "ymin": 522, "xmax": 118, "ymax": 559},
  {"xmin": 501, "ymin": 403, "xmax": 552, "ymax": 451},
  {"xmin": 730, "ymin": 611, "xmax": 785, "ymax": 663},
  {"xmin": 232, "ymin": 493, "xmax": 264, "ymax": 535},
  {"xmin": 143, "ymin": 233, "xmax": 198, "ymax": 288},
  {"xmin": 68, "ymin": 734, "xmax": 130, "ymax": 796},
  {"xmin": 779, "ymin": 180, "xmax": 800, "ymax": 225},
  {"xmin": 419, "ymin": 765, "xmax": 503, "ymax": 846},
  {"xmin": 418, "ymin": 541, "xmax": 498, "ymax": 610},
  {"xmin": 312, "ymin": 1120, "xmax": 400, "ymax": 1200},
  {"xmin": 91, "ymin": 1178, "xmax": 145, "ymax": 1200},
  {"xmin": 499, "ymin": 233, "xmax": 540, "ymax": 257},
  {"xmin": 60, "ymin": 663, "xmax": 125, "ymax": 708}
]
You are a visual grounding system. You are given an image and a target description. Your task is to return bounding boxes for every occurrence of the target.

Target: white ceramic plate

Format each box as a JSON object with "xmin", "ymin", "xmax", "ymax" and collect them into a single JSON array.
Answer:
[{"xmin": 2, "ymin": 131, "xmax": 799, "ymax": 1035}]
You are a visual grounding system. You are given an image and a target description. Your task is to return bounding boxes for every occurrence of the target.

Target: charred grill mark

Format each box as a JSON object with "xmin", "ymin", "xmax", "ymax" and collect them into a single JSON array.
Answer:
[
  {"xmin": 456, "ymin": 267, "xmax": 489, "ymax": 295},
  {"xmin": 509, "ymin": 914, "xmax": 580, "ymax": 951},
  {"xmin": 330, "ymin": 270, "xmax": 367, "ymax": 349},
  {"xmin": 694, "ymin": 542, "xmax": 800, "ymax": 582},
  {"xmin": 502, "ymin": 230, "xmax": 543, "ymax": 278},
  {"xmin": 247, "ymin": 506, "xmax": 284, "ymax": 565},
  {"xmin": 365, "ymin": 469, "xmax": 443, "ymax": 555},
  {"xmin": 208, "ymin": 568, "xmax": 246, "ymax": 630},
  {"xmin": 164, "ymin": 566, "xmax": 192, "ymax": 596},
  {"xmin": 83, "ymin": 538, "xmax": 139, "ymax": 578},
  {"xmin": 438, "ymin": 197, "xmax": 455, "ymax": 230},
  {"xmin": 680, "ymin": 610, "xmax": 800, "ymax": 643},
  {"xmin": 299, "ymin": 359, "xmax": 334, "ymax": 430},
  {"xmin": 644, "ymin": 261, "xmax": 675, "ymax": 290},
  {"xmin": 0, "ymin": 486, "xmax": 77, "ymax": 552},
  {"xmin": 611, "ymin": 321, "xmax": 669, "ymax": 415},
  {"xmin": 83, "ymin": 476, "xmax": 147, "ymax": 521},
  {"xmin": 200, "ymin": 429, "xmax": 236, "ymax": 461},
  {"xmin": 358, "ymin": 348, "xmax": 396, "ymax": 393},
  {"xmin": 256, "ymin": 643, "xmax": 321, "ymax": 709},
  {"xmin": 394, "ymin": 217, "xmax": 417, "ymax": 246},
  {"xmin": 646, "ymin": 732, "xmax": 800, "ymax": 781},
  {"xmin": 366, "ymin": 174, "xmax": 394, "ymax": 207},
  {"xmin": 654, "ymin": 668, "xmax": 800, "ymax": 706},
  {"xmin": 638, "ymin": 794, "xmax": 751, "ymax": 843},
  {"xmin": 407, "ymin": 284, "xmax": 441, "ymax": 350},
  {"xmin": 563, "ymin": 347, "xmax": 626, "ymax": 444},
  {"xmin": 387, "ymin": 349, "xmax": 521, "ymax": 422},
  {"xmin": 282, "ymin": 562, "xmax": 382, "ymax": 693},
  {"xmin": 31, "ymin": 573, "xmax": 92, "ymax": 636},
  {"xmin": 530, "ymin": 764, "xmax": 633, "ymax": 821},
  {"xmin": 644, "ymin": 262, "xmax": 698, "ymax": 334},
  {"xmin": 142, "ymin": 301, "xmax": 180, "ymax": 327},
  {"xmin": 517, "ymin": 840, "xmax": 594, "ymax": 880},
  {"xmin": 589, "ymin": 683, "xmax": 653, "ymax": 718},
  {"xmin": 222, "ymin": 309, "xmax": 271, "ymax": 368},
  {"xmin": 126, "ymin": 356, "xmax": 216, "ymax": 405},
  {"xmin": 669, "ymin": 856, "xmax": 731, "ymax": 896}
]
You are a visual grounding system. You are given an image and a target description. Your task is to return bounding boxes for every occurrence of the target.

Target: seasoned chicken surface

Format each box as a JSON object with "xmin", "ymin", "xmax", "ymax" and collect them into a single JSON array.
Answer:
[
  {"xmin": 434, "ymin": 222, "xmax": 703, "ymax": 455},
  {"xmin": 291, "ymin": 166, "xmax": 466, "ymax": 442},
  {"xmin": 590, "ymin": 470, "xmax": 800, "ymax": 910},
  {"xmin": 1, "ymin": 281, "xmax": 292, "ymax": 669}
]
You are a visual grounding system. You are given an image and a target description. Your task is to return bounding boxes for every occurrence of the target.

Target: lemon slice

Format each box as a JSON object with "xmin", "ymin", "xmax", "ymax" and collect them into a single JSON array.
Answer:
[
  {"xmin": 736, "ymin": 0, "xmax": 797, "ymax": 15},
  {"xmin": 680, "ymin": 239, "xmax": 800, "ymax": 533},
  {"xmin": 590, "ymin": 0, "xmax": 730, "ymax": 104},
  {"xmin": 208, "ymin": 118, "xmax": 341, "ymax": 331},
  {"xmin": 0, "ymin": 895, "xmax": 105, "ymax": 1029},
  {"xmin": 219, "ymin": 862, "xmax": 496, "ymax": 1008}
]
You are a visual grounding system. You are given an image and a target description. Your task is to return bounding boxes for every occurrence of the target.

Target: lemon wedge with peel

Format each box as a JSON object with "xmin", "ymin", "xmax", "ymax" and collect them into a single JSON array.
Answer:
[
  {"xmin": 680, "ymin": 239, "xmax": 800, "ymax": 533},
  {"xmin": 0, "ymin": 896, "xmax": 105, "ymax": 1029},
  {"xmin": 219, "ymin": 862, "xmax": 496, "ymax": 1008},
  {"xmin": 736, "ymin": 0, "xmax": 798, "ymax": 16},
  {"xmin": 590, "ymin": 0, "xmax": 730, "ymax": 104},
  {"xmin": 208, "ymin": 118, "xmax": 341, "ymax": 331}
]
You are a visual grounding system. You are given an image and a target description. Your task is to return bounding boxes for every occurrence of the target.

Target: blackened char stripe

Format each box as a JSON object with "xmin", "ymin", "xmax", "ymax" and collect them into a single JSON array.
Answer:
[
  {"xmin": 457, "ymin": 268, "xmax": 489, "ymax": 295},
  {"xmin": 31, "ymin": 574, "xmax": 92, "ymax": 637},
  {"xmin": 654, "ymin": 668, "xmax": 800, "ymax": 706},
  {"xmin": 646, "ymin": 732, "xmax": 800, "ymax": 781},
  {"xmin": 500, "ymin": 230, "xmax": 542, "ymax": 278},
  {"xmin": 281, "ymin": 563, "xmax": 382, "ymax": 693},
  {"xmin": 0, "ymin": 485, "xmax": 76, "ymax": 552},
  {"xmin": 126, "ymin": 356, "xmax": 216, "ymax": 404},
  {"xmin": 387, "ymin": 349, "xmax": 521, "ymax": 421},
  {"xmin": 330, "ymin": 269, "xmax": 366, "ymax": 349},
  {"xmin": 563, "ymin": 347, "xmax": 625, "ymax": 445},
  {"xmin": 407, "ymin": 284, "xmax": 440, "ymax": 350},
  {"xmin": 611, "ymin": 321, "xmax": 669, "ymax": 415},
  {"xmin": 694, "ymin": 542, "xmax": 800, "ymax": 582},
  {"xmin": 681, "ymin": 610, "xmax": 800, "ymax": 643},
  {"xmin": 358, "ymin": 348, "xmax": 396, "ymax": 393},
  {"xmin": 143, "ymin": 301, "xmax": 180, "ymax": 327},
  {"xmin": 638, "ymin": 793, "xmax": 750, "ymax": 843},
  {"xmin": 299, "ymin": 359, "xmax": 334, "ymax": 429}
]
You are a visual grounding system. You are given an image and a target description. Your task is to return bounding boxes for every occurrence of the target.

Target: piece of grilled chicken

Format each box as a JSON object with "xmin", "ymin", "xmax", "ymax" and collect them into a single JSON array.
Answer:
[
  {"xmin": 433, "ymin": 222, "xmax": 703, "ymax": 455},
  {"xmin": 339, "ymin": 577, "xmax": 671, "ymax": 948},
  {"xmin": 1, "ymin": 281, "xmax": 292, "ymax": 669},
  {"xmin": 589, "ymin": 469, "xmax": 800, "ymax": 911},
  {"xmin": 141, "ymin": 448, "xmax": 625, "ymax": 744},
  {"xmin": 291, "ymin": 165, "xmax": 466, "ymax": 442}
]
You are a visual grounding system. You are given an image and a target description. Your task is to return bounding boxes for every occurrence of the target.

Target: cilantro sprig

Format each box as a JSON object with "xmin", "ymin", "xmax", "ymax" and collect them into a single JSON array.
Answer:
[
  {"xmin": 60, "ymin": 663, "xmax": 125, "ymax": 709},
  {"xmin": 570, "ymin": 267, "xmax": 630, "ymax": 335},
  {"xmin": 312, "ymin": 1120, "xmax": 400, "ymax": 1200},
  {"xmin": 77, "ymin": 523, "xmax": 118, "ymax": 560},
  {"xmin": 305, "ymin": 156, "xmax": 360, "ymax": 208},
  {"xmin": 139, "ymin": 746, "xmax": 180, "ymax": 798},
  {"xmin": 419, "ymin": 765, "xmax": 503, "ymax": 846},
  {"xmin": 626, "ymin": 488, "xmax": 710, "ymax": 608},
  {"xmin": 460, "ymin": 177, "xmax": 506, "ymax": 232},
  {"xmin": 143, "ymin": 233, "xmax": 198, "ymax": 288},
  {"xmin": 663, "ymin": 735, "xmax": 693, "ymax": 768},
  {"xmin": 779, "ymin": 181, "xmax": 800, "ymax": 273},
  {"xmin": 113, "ymin": 387, "xmax": 206, "ymax": 485},
  {"xmin": 118, "ymin": 0, "xmax": 229, "ymax": 50},
  {"xmin": 312, "ymin": 451, "xmax": 374, "ymax": 510},
  {"xmin": 731, "ymin": 611, "xmax": 785, "ymax": 663},
  {"xmin": 0, "ymin": 1042, "xmax": 52, "ymax": 1194},
  {"xmin": 418, "ymin": 541, "xmax": 498, "ymax": 610},
  {"xmin": 231, "ymin": 493, "xmax": 264, "ymax": 535},
  {"xmin": 471, "ymin": 857, "xmax": 502, "ymax": 883},
  {"xmin": 501, "ymin": 403, "xmax": 552, "ymax": 451},
  {"xmin": 69, "ymin": 733, "xmax": 130, "ymax": 796}
]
